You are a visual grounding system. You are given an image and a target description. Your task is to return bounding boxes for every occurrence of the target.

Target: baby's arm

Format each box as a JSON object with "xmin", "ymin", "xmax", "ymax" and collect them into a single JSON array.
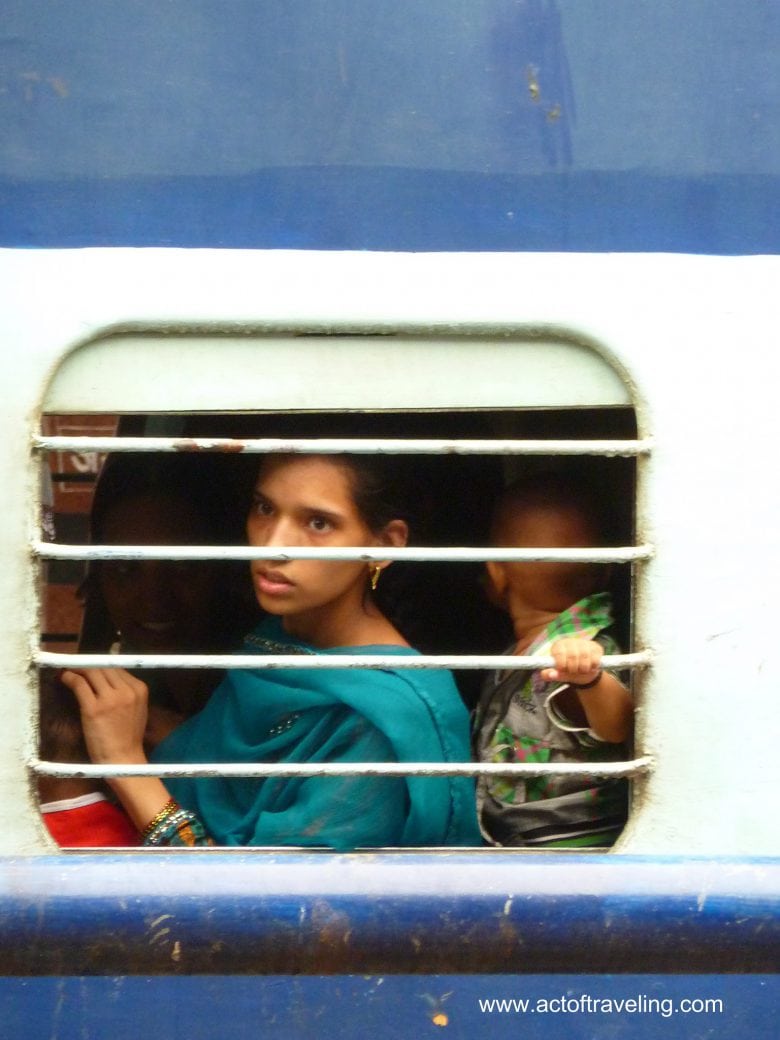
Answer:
[{"xmin": 541, "ymin": 638, "xmax": 633, "ymax": 743}]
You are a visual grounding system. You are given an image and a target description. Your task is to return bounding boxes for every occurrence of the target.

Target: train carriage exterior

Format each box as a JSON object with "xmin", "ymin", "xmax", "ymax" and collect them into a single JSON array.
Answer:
[{"xmin": 1, "ymin": 2, "xmax": 779, "ymax": 1037}]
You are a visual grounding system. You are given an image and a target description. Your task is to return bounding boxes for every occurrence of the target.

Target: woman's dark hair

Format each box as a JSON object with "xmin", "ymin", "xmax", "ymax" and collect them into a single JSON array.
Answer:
[
  {"xmin": 88, "ymin": 453, "xmax": 230, "ymax": 545},
  {"xmin": 334, "ymin": 453, "xmax": 418, "ymax": 535}
]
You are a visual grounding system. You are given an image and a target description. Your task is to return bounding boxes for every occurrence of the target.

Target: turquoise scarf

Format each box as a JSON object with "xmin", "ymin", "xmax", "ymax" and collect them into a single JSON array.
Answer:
[{"xmin": 152, "ymin": 619, "xmax": 480, "ymax": 849}]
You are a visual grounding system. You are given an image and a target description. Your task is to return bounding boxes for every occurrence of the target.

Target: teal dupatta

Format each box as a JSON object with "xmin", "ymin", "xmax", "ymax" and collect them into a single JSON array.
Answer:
[{"xmin": 152, "ymin": 619, "xmax": 480, "ymax": 849}]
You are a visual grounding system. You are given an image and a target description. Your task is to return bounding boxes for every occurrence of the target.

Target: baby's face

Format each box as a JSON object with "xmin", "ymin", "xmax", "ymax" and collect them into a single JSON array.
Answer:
[{"xmin": 491, "ymin": 505, "xmax": 598, "ymax": 613}]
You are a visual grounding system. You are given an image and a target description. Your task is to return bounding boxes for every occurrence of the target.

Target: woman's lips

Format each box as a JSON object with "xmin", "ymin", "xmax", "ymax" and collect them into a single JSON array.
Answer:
[
  {"xmin": 140, "ymin": 620, "xmax": 177, "ymax": 634},
  {"xmin": 255, "ymin": 569, "xmax": 294, "ymax": 596}
]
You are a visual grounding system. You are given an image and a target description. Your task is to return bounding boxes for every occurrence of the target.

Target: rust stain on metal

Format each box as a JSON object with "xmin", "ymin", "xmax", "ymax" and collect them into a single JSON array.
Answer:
[
  {"xmin": 173, "ymin": 439, "xmax": 246, "ymax": 453},
  {"xmin": 310, "ymin": 899, "xmax": 353, "ymax": 948},
  {"xmin": 422, "ymin": 991, "xmax": 454, "ymax": 1027}
]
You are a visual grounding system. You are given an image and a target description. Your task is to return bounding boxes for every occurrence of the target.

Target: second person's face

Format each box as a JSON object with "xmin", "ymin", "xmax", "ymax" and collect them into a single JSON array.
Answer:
[{"xmin": 99, "ymin": 493, "xmax": 217, "ymax": 653}]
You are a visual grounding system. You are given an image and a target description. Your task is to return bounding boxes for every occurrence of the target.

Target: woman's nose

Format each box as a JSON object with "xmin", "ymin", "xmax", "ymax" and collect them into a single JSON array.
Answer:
[
  {"xmin": 138, "ymin": 562, "xmax": 176, "ymax": 605},
  {"xmin": 252, "ymin": 516, "xmax": 297, "ymax": 547}
]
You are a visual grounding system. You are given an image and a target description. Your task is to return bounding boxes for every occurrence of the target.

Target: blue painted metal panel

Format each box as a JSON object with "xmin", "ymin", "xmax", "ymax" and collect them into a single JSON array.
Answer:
[
  {"xmin": 1, "ymin": 854, "xmax": 777, "ymax": 975},
  {"xmin": 2, "ymin": 170, "xmax": 778, "ymax": 253},
  {"xmin": 2, "ymin": 974, "xmax": 778, "ymax": 1039},
  {"xmin": 1, "ymin": 1, "xmax": 778, "ymax": 252}
]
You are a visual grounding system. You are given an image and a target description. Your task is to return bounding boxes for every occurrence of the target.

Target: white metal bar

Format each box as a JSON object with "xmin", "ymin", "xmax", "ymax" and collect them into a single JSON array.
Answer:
[
  {"xmin": 32, "ymin": 542, "xmax": 653, "ymax": 564},
  {"xmin": 30, "ymin": 756, "xmax": 653, "ymax": 780},
  {"xmin": 35, "ymin": 649, "xmax": 652, "ymax": 671},
  {"xmin": 33, "ymin": 434, "xmax": 652, "ymax": 457}
]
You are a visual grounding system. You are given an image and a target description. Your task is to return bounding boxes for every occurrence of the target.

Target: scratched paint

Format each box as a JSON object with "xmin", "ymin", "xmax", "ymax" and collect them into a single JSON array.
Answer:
[{"xmin": 2, "ymin": 975, "xmax": 777, "ymax": 1039}]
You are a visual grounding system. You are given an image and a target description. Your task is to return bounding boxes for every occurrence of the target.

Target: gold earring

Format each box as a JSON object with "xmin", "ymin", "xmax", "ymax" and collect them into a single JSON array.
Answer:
[{"xmin": 370, "ymin": 565, "xmax": 381, "ymax": 591}]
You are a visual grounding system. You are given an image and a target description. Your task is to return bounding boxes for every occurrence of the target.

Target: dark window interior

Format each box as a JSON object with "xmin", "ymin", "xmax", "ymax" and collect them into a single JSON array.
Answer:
[{"xmin": 41, "ymin": 406, "xmax": 637, "ymax": 710}]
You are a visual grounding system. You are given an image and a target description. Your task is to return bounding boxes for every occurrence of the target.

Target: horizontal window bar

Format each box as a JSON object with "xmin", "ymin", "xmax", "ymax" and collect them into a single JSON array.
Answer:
[
  {"xmin": 34, "ymin": 434, "xmax": 652, "ymax": 458},
  {"xmin": 35, "ymin": 650, "xmax": 651, "ymax": 671},
  {"xmin": 31, "ymin": 756, "xmax": 653, "ymax": 780},
  {"xmin": 33, "ymin": 542, "xmax": 653, "ymax": 564}
]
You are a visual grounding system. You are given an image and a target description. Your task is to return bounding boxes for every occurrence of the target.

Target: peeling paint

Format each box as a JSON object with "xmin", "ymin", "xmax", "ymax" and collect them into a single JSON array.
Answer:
[
  {"xmin": 310, "ymin": 899, "xmax": 352, "ymax": 951},
  {"xmin": 7, "ymin": 70, "xmax": 68, "ymax": 103},
  {"xmin": 149, "ymin": 913, "xmax": 173, "ymax": 930},
  {"xmin": 526, "ymin": 65, "xmax": 541, "ymax": 102},
  {"xmin": 421, "ymin": 990, "xmax": 454, "ymax": 1028},
  {"xmin": 706, "ymin": 629, "xmax": 737, "ymax": 642},
  {"xmin": 173, "ymin": 438, "xmax": 246, "ymax": 453}
]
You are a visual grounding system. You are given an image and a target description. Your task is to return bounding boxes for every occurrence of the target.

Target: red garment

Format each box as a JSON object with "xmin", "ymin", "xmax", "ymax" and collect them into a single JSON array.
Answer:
[{"xmin": 42, "ymin": 794, "xmax": 140, "ymax": 847}]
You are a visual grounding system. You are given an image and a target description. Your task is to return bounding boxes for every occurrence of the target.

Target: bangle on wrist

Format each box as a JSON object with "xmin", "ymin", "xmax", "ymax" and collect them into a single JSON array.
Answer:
[
  {"xmin": 570, "ymin": 672, "xmax": 602, "ymax": 691},
  {"xmin": 141, "ymin": 797, "xmax": 179, "ymax": 840}
]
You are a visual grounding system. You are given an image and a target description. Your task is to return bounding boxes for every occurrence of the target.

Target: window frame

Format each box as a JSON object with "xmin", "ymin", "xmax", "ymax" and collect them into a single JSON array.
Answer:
[{"xmin": 33, "ymin": 433, "xmax": 650, "ymax": 844}]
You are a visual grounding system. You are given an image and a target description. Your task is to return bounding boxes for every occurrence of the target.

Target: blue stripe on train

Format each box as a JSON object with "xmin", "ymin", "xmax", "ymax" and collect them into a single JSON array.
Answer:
[
  {"xmin": 1, "ymin": 854, "xmax": 777, "ymax": 975},
  {"xmin": 1, "ymin": 974, "xmax": 777, "ymax": 1040},
  {"xmin": 2, "ymin": 169, "xmax": 778, "ymax": 254}
]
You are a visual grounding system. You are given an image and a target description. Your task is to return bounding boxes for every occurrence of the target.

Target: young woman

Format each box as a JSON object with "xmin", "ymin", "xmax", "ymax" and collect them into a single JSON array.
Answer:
[{"xmin": 61, "ymin": 453, "xmax": 480, "ymax": 849}]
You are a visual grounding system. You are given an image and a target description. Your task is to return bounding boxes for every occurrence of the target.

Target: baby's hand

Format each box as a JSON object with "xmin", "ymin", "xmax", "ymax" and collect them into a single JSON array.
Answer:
[{"xmin": 541, "ymin": 637, "xmax": 603, "ymax": 687}]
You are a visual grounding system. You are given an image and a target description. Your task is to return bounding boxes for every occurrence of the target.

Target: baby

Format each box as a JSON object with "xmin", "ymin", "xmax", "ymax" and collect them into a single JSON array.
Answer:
[{"xmin": 473, "ymin": 473, "xmax": 633, "ymax": 848}]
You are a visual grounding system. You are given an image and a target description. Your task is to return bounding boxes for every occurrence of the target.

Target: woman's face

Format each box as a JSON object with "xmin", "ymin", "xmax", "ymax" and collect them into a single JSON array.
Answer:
[
  {"xmin": 98, "ymin": 492, "xmax": 218, "ymax": 653},
  {"xmin": 246, "ymin": 456, "xmax": 404, "ymax": 643}
]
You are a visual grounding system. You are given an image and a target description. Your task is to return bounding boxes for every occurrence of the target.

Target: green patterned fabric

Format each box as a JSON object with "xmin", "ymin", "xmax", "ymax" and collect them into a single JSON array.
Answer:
[{"xmin": 474, "ymin": 593, "xmax": 628, "ymax": 848}]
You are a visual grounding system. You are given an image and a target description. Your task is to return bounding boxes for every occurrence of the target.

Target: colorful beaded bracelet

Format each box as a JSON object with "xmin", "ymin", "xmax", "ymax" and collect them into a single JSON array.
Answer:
[
  {"xmin": 140, "ymin": 798, "xmax": 179, "ymax": 840},
  {"xmin": 143, "ymin": 808, "xmax": 213, "ymax": 847}
]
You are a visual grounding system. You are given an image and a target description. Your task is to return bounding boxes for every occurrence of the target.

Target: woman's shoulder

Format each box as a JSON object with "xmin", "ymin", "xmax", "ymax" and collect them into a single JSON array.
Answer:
[
  {"xmin": 240, "ymin": 616, "xmax": 418, "ymax": 656},
  {"xmin": 326, "ymin": 642, "xmax": 418, "ymax": 658},
  {"xmin": 359, "ymin": 650, "xmax": 467, "ymax": 720}
]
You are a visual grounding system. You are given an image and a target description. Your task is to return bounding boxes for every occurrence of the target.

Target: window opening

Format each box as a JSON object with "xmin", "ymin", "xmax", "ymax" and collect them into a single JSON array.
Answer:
[{"xmin": 34, "ymin": 405, "xmax": 650, "ymax": 850}]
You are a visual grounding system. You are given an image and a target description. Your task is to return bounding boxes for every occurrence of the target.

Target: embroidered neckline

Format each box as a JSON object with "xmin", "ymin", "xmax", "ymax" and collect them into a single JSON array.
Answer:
[{"xmin": 242, "ymin": 632, "xmax": 315, "ymax": 656}]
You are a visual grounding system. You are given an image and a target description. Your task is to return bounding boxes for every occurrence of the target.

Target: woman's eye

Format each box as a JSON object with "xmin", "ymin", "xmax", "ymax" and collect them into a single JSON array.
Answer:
[
  {"xmin": 307, "ymin": 516, "xmax": 332, "ymax": 533},
  {"xmin": 253, "ymin": 497, "xmax": 273, "ymax": 517}
]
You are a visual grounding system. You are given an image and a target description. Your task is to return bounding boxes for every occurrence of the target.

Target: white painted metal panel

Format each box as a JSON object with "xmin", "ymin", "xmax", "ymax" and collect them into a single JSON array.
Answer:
[
  {"xmin": 43, "ymin": 333, "xmax": 630, "ymax": 412},
  {"xmin": 1, "ymin": 248, "xmax": 778, "ymax": 857}
]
